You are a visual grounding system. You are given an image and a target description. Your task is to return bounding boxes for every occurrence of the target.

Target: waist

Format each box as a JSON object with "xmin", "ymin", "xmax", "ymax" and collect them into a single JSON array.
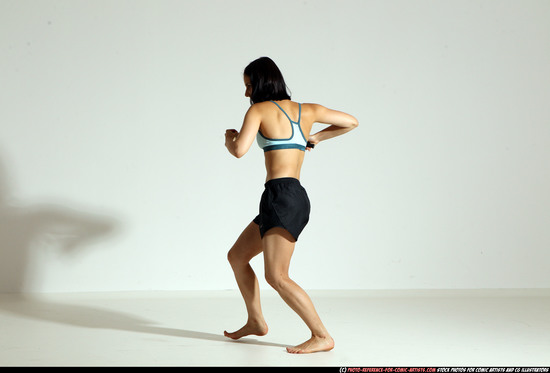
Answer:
[
  {"xmin": 264, "ymin": 177, "xmax": 301, "ymax": 188},
  {"xmin": 264, "ymin": 149, "xmax": 304, "ymax": 182}
]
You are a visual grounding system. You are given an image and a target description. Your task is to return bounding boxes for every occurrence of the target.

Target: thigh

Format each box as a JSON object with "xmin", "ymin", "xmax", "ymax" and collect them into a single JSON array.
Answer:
[
  {"xmin": 262, "ymin": 227, "xmax": 296, "ymax": 278},
  {"xmin": 228, "ymin": 220, "xmax": 264, "ymax": 263}
]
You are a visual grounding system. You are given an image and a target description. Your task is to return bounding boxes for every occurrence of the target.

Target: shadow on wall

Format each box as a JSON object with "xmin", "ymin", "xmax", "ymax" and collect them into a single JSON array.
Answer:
[
  {"xmin": 0, "ymin": 152, "xmax": 287, "ymax": 349},
  {"xmin": 0, "ymin": 151, "xmax": 120, "ymax": 293}
]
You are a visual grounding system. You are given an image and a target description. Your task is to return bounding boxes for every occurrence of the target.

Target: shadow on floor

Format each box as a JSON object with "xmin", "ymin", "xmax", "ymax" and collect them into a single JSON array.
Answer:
[
  {"xmin": 0, "ymin": 150, "xmax": 287, "ymax": 350},
  {"xmin": 0, "ymin": 295, "xmax": 288, "ymax": 349}
]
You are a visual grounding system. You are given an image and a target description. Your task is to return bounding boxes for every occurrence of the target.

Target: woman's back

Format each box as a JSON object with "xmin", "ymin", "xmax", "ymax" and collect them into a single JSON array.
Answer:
[{"xmin": 254, "ymin": 100, "xmax": 315, "ymax": 181}]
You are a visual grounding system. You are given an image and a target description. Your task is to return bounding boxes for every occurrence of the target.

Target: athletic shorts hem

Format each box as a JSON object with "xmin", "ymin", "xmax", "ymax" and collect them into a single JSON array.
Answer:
[{"xmin": 252, "ymin": 219, "xmax": 298, "ymax": 242}]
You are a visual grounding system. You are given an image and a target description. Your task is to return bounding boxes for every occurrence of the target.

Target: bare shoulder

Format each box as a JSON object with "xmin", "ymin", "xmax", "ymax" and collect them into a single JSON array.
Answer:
[
  {"xmin": 300, "ymin": 102, "xmax": 358, "ymax": 127},
  {"xmin": 251, "ymin": 101, "xmax": 274, "ymax": 111},
  {"xmin": 301, "ymin": 102, "xmax": 328, "ymax": 113},
  {"xmin": 244, "ymin": 102, "xmax": 270, "ymax": 119},
  {"xmin": 300, "ymin": 103, "xmax": 326, "ymax": 120},
  {"xmin": 244, "ymin": 101, "xmax": 272, "ymax": 118},
  {"xmin": 301, "ymin": 103, "xmax": 323, "ymax": 110}
]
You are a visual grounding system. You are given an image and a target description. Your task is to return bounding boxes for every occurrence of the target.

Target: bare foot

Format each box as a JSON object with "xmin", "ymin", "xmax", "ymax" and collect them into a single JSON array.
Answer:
[
  {"xmin": 286, "ymin": 335, "xmax": 334, "ymax": 354},
  {"xmin": 224, "ymin": 320, "xmax": 268, "ymax": 340}
]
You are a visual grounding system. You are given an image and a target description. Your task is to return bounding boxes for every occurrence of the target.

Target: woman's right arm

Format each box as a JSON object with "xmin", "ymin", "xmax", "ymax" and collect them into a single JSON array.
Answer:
[{"xmin": 307, "ymin": 104, "xmax": 358, "ymax": 147}]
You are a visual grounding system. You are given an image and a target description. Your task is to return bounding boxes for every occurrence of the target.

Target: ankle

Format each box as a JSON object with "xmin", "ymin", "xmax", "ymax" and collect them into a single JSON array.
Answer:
[
  {"xmin": 247, "ymin": 317, "xmax": 267, "ymax": 326},
  {"xmin": 312, "ymin": 331, "xmax": 331, "ymax": 340}
]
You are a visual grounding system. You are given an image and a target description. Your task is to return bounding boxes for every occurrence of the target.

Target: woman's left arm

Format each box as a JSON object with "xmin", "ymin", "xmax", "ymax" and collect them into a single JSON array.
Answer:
[{"xmin": 225, "ymin": 105, "xmax": 261, "ymax": 158}]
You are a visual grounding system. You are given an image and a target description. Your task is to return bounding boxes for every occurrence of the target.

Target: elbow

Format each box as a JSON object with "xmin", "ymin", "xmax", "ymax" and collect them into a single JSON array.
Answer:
[
  {"xmin": 234, "ymin": 146, "xmax": 247, "ymax": 159},
  {"xmin": 227, "ymin": 139, "xmax": 247, "ymax": 158}
]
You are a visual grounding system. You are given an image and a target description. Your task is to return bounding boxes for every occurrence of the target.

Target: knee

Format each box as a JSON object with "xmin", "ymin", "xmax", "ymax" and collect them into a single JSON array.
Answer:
[
  {"xmin": 227, "ymin": 249, "xmax": 237, "ymax": 267},
  {"xmin": 265, "ymin": 271, "xmax": 290, "ymax": 292},
  {"xmin": 227, "ymin": 247, "xmax": 246, "ymax": 269}
]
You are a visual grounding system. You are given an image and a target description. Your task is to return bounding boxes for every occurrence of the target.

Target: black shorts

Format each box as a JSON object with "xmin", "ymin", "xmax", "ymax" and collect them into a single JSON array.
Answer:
[{"xmin": 253, "ymin": 177, "xmax": 311, "ymax": 241}]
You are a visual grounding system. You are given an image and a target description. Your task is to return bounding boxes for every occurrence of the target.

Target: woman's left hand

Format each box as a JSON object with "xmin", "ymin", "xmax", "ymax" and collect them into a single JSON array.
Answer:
[{"xmin": 225, "ymin": 129, "xmax": 238, "ymax": 149}]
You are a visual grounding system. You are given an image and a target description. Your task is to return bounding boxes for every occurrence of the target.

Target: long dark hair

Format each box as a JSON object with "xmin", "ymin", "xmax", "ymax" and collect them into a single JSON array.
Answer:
[{"xmin": 243, "ymin": 57, "xmax": 291, "ymax": 104}]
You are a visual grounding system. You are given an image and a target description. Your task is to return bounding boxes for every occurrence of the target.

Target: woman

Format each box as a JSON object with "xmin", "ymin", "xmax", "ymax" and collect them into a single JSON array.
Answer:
[{"xmin": 224, "ymin": 57, "xmax": 358, "ymax": 354}]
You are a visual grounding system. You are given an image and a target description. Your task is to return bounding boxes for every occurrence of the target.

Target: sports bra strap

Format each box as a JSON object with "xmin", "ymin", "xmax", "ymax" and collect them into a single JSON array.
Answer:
[
  {"xmin": 256, "ymin": 101, "xmax": 307, "ymax": 152},
  {"xmin": 271, "ymin": 101, "xmax": 301, "ymax": 124}
]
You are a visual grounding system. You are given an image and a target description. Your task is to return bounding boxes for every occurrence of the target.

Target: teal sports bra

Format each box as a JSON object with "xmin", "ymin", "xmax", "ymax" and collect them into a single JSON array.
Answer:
[{"xmin": 256, "ymin": 101, "xmax": 308, "ymax": 152}]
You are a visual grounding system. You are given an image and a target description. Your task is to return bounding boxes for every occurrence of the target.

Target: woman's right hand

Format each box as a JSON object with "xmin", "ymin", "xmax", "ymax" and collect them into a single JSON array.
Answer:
[
  {"xmin": 307, "ymin": 104, "xmax": 359, "ymax": 147},
  {"xmin": 306, "ymin": 134, "xmax": 319, "ymax": 151}
]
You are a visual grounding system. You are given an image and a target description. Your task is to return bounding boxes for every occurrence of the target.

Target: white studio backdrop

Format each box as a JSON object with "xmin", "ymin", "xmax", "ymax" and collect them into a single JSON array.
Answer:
[{"xmin": 1, "ymin": 0, "xmax": 549, "ymax": 293}]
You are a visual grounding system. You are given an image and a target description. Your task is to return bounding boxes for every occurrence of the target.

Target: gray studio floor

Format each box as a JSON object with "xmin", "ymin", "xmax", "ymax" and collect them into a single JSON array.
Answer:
[{"xmin": 0, "ymin": 289, "xmax": 549, "ymax": 367}]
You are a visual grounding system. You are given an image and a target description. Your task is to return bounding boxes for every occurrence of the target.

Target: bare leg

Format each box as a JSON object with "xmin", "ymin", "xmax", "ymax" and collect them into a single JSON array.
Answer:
[
  {"xmin": 224, "ymin": 221, "xmax": 268, "ymax": 339},
  {"xmin": 263, "ymin": 227, "xmax": 334, "ymax": 354}
]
